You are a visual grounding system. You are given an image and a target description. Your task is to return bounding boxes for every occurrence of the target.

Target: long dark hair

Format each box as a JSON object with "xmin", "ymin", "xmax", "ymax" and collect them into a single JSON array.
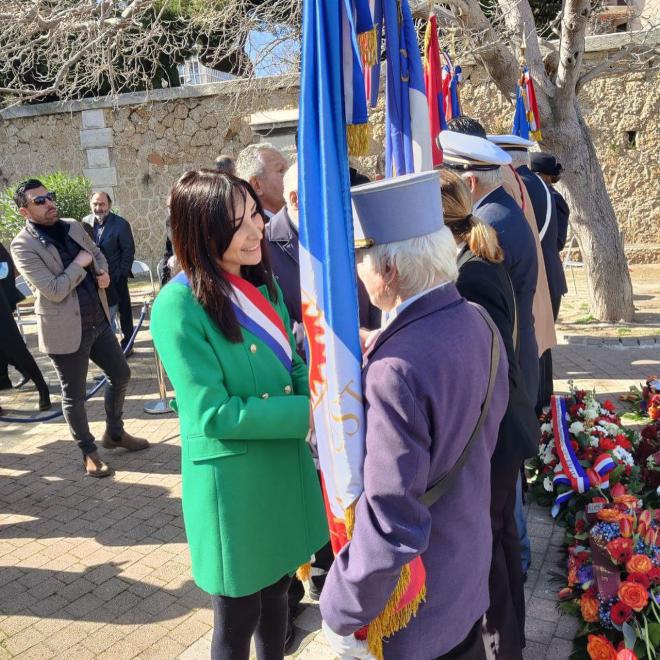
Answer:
[{"xmin": 169, "ymin": 169, "xmax": 277, "ymax": 342}]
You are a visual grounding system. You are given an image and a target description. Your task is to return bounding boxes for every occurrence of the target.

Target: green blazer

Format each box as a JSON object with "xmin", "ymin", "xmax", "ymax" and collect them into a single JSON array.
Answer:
[{"xmin": 151, "ymin": 276, "xmax": 328, "ymax": 597}]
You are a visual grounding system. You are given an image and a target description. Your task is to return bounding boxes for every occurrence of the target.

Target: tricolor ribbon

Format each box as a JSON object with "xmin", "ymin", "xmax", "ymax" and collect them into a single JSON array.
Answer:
[
  {"xmin": 172, "ymin": 270, "xmax": 292, "ymax": 373},
  {"xmin": 551, "ymin": 395, "xmax": 616, "ymax": 517}
]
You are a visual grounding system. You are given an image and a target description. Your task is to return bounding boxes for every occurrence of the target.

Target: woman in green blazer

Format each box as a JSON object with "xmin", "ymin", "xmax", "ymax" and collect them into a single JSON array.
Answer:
[{"xmin": 150, "ymin": 170, "xmax": 328, "ymax": 660}]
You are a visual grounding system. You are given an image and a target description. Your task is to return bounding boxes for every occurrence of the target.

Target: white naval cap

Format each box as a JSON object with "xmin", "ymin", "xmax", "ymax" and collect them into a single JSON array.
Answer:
[
  {"xmin": 439, "ymin": 131, "xmax": 512, "ymax": 172},
  {"xmin": 351, "ymin": 171, "xmax": 444, "ymax": 248},
  {"xmin": 488, "ymin": 134, "xmax": 536, "ymax": 151}
]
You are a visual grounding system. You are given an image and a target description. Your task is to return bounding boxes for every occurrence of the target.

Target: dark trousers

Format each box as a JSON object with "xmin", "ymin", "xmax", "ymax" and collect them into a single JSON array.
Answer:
[
  {"xmin": 0, "ymin": 297, "xmax": 49, "ymax": 396},
  {"xmin": 484, "ymin": 461, "xmax": 526, "ymax": 659},
  {"xmin": 115, "ymin": 277, "xmax": 134, "ymax": 348},
  {"xmin": 49, "ymin": 317, "xmax": 130, "ymax": 456},
  {"xmin": 211, "ymin": 574, "xmax": 291, "ymax": 660},
  {"xmin": 537, "ymin": 296, "xmax": 562, "ymax": 412},
  {"xmin": 435, "ymin": 618, "xmax": 486, "ymax": 660}
]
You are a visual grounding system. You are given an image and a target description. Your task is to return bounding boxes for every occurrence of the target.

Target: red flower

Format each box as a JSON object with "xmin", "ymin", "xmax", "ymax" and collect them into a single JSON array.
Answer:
[
  {"xmin": 610, "ymin": 601, "xmax": 633, "ymax": 625},
  {"xmin": 606, "ymin": 538, "xmax": 634, "ymax": 564},
  {"xmin": 598, "ymin": 438, "xmax": 616, "ymax": 451},
  {"xmin": 627, "ymin": 573, "xmax": 650, "ymax": 589},
  {"xmin": 603, "ymin": 400, "xmax": 616, "ymax": 412},
  {"xmin": 610, "ymin": 483, "xmax": 626, "ymax": 498},
  {"xmin": 649, "ymin": 567, "xmax": 660, "ymax": 584},
  {"xmin": 617, "ymin": 650, "xmax": 639, "ymax": 660},
  {"xmin": 618, "ymin": 581, "xmax": 649, "ymax": 612},
  {"xmin": 575, "ymin": 519, "xmax": 587, "ymax": 533}
]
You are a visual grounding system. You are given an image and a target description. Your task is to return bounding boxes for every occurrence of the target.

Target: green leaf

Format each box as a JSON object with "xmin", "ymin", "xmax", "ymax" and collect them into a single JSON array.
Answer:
[
  {"xmin": 623, "ymin": 621, "xmax": 637, "ymax": 649},
  {"xmin": 648, "ymin": 622, "xmax": 660, "ymax": 649}
]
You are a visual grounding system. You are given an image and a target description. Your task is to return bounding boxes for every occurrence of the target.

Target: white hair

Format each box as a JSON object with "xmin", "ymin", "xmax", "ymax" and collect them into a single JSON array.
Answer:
[
  {"xmin": 508, "ymin": 151, "xmax": 530, "ymax": 169},
  {"xmin": 461, "ymin": 167, "xmax": 502, "ymax": 187},
  {"xmin": 362, "ymin": 226, "xmax": 458, "ymax": 299},
  {"xmin": 283, "ymin": 160, "xmax": 298, "ymax": 204},
  {"xmin": 235, "ymin": 142, "xmax": 281, "ymax": 181}
]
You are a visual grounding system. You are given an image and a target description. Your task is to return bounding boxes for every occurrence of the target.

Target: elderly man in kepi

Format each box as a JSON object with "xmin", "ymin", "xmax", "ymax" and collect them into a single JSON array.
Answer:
[
  {"xmin": 489, "ymin": 136, "xmax": 568, "ymax": 409},
  {"xmin": 320, "ymin": 171, "xmax": 509, "ymax": 660}
]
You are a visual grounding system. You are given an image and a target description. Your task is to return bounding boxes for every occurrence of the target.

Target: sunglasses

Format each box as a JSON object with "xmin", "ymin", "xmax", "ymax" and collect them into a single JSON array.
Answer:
[{"xmin": 29, "ymin": 192, "xmax": 57, "ymax": 206}]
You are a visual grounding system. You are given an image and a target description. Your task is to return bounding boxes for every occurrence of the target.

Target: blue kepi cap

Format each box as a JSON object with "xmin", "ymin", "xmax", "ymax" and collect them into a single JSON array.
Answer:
[{"xmin": 351, "ymin": 171, "xmax": 443, "ymax": 248}]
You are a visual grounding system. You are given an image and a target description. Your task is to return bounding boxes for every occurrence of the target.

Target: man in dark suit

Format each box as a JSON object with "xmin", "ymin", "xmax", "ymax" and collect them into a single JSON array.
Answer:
[
  {"xmin": 83, "ymin": 192, "xmax": 135, "ymax": 352},
  {"xmin": 0, "ymin": 240, "xmax": 51, "ymax": 410}
]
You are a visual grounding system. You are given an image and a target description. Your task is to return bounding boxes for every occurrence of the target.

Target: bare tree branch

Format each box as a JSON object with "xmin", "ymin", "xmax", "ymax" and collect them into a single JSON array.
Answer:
[
  {"xmin": 0, "ymin": 0, "xmax": 301, "ymax": 108},
  {"xmin": 555, "ymin": 0, "xmax": 592, "ymax": 100},
  {"xmin": 576, "ymin": 26, "xmax": 660, "ymax": 91}
]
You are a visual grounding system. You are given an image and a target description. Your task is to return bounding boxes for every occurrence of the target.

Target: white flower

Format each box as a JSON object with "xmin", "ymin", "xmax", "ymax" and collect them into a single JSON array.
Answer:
[
  {"xmin": 570, "ymin": 421, "xmax": 585, "ymax": 435},
  {"xmin": 541, "ymin": 423, "xmax": 553, "ymax": 434},
  {"xmin": 657, "ymin": 485, "xmax": 660, "ymax": 496},
  {"xmin": 589, "ymin": 435, "xmax": 600, "ymax": 448},
  {"xmin": 648, "ymin": 455, "xmax": 658, "ymax": 468},
  {"xmin": 612, "ymin": 446, "xmax": 634, "ymax": 467},
  {"xmin": 543, "ymin": 476, "xmax": 554, "ymax": 492},
  {"xmin": 597, "ymin": 422, "xmax": 620, "ymax": 437},
  {"xmin": 554, "ymin": 464, "xmax": 563, "ymax": 473}
]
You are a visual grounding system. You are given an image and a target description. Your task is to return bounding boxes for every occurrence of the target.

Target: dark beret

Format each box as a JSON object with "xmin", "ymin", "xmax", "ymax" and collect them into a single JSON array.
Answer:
[{"xmin": 530, "ymin": 152, "xmax": 562, "ymax": 176}]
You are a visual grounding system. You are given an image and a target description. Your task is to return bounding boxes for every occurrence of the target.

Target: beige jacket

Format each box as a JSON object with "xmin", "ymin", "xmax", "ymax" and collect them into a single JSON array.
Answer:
[
  {"xmin": 11, "ymin": 219, "xmax": 110, "ymax": 355},
  {"xmin": 501, "ymin": 165, "xmax": 557, "ymax": 356}
]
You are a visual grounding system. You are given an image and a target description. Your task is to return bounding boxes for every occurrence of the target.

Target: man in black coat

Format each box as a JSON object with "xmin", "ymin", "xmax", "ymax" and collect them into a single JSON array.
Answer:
[
  {"xmin": 83, "ymin": 192, "xmax": 135, "ymax": 352},
  {"xmin": 0, "ymin": 240, "xmax": 51, "ymax": 410}
]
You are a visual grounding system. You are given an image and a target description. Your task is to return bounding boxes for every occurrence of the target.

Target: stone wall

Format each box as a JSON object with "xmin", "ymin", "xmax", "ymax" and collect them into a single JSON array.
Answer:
[{"xmin": 0, "ymin": 53, "xmax": 658, "ymax": 266}]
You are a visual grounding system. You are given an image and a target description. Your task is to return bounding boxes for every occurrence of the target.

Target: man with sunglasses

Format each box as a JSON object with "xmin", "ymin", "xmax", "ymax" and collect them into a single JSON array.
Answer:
[{"xmin": 11, "ymin": 179, "xmax": 148, "ymax": 478}]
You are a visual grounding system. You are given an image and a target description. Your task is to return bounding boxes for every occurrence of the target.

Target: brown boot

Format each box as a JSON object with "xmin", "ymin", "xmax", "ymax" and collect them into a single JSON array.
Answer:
[
  {"xmin": 83, "ymin": 452, "xmax": 114, "ymax": 478},
  {"xmin": 101, "ymin": 430, "xmax": 150, "ymax": 451}
]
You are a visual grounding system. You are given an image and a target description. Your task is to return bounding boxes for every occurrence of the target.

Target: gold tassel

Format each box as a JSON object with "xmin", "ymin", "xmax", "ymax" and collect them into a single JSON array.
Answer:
[
  {"xmin": 345, "ymin": 499, "xmax": 357, "ymax": 538},
  {"xmin": 296, "ymin": 562, "xmax": 312, "ymax": 582},
  {"xmin": 358, "ymin": 28, "xmax": 377, "ymax": 68},
  {"xmin": 347, "ymin": 123, "xmax": 370, "ymax": 157},
  {"xmin": 365, "ymin": 563, "xmax": 427, "ymax": 660},
  {"xmin": 530, "ymin": 130, "xmax": 542, "ymax": 141}
]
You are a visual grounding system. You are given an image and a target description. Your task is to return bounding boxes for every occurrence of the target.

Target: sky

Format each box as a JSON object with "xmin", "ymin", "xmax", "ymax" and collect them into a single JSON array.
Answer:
[{"xmin": 247, "ymin": 30, "xmax": 300, "ymax": 77}]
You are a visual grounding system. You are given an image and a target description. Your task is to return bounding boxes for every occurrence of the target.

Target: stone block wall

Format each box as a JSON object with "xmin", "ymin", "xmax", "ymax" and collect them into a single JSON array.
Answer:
[{"xmin": 0, "ymin": 60, "xmax": 658, "ymax": 266}]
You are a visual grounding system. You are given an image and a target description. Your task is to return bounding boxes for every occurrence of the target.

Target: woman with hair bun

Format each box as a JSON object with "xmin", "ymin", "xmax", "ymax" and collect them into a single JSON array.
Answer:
[{"xmin": 441, "ymin": 169, "xmax": 540, "ymax": 660}]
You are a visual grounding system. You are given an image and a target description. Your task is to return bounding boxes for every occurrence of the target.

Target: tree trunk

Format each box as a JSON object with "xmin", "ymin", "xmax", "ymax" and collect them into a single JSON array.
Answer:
[{"xmin": 541, "ymin": 99, "xmax": 634, "ymax": 322}]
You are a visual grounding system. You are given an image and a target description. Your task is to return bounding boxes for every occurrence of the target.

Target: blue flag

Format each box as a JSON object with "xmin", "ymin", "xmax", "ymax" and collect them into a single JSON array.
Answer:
[{"xmin": 298, "ymin": 0, "xmax": 366, "ymax": 521}]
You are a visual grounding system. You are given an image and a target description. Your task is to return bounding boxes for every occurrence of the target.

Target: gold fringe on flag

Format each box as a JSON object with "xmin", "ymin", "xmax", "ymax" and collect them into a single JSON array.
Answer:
[
  {"xmin": 343, "ymin": 500, "xmax": 425, "ymax": 660},
  {"xmin": 530, "ymin": 130, "xmax": 542, "ymax": 141},
  {"xmin": 366, "ymin": 563, "xmax": 427, "ymax": 660},
  {"xmin": 347, "ymin": 122, "xmax": 370, "ymax": 156},
  {"xmin": 296, "ymin": 562, "xmax": 312, "ymax": 582},
  {"xmin": 358, "ymin": 28, "xmax": 378, "ymax": 68}
]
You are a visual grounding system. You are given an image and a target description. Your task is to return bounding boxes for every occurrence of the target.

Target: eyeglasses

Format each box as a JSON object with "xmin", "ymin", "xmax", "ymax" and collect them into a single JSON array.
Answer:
[{"xmin": 28, "ymin": 192, "xmax": 57, "ymax": 206}]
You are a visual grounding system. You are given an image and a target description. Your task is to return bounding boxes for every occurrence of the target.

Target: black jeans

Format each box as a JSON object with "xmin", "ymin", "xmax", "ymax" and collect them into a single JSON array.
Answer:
[
  {"xmin": 49, "ymin": 317, "xmax": 130, "ymax": 456},
  {"xmin": 211, "ymin": 575, "xmax": 291, "ymax": 660},
  {"xmin": 115, "ymin": 277, "xmax": 134, "ymax": 348}
]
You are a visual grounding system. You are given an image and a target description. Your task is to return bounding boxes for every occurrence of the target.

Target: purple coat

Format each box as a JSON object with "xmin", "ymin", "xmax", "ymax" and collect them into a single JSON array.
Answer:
[{"xmin": 319, "ymin": 284, "xmax": 509, "ymax": 659}]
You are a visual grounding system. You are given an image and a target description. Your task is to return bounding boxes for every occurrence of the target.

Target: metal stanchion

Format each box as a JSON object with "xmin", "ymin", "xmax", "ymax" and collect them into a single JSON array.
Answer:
[{"xmin": 143, "ymin": 300, "xmax": 174, "ymax": 415}]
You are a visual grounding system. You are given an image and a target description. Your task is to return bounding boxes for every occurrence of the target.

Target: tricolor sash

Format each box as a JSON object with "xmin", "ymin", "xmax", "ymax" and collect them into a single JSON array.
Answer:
[
  {"xmin": 551, "ymin": 395, "xmax": 616, "ymax": 517},
  {"xmin": 171, "ymin": 270, "xmax": 292, "ymax": 373}
]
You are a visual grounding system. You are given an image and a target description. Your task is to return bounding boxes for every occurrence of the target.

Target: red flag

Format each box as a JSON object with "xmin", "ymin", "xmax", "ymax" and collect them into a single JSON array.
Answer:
[{"xmin": 423, "ymin": 15, "xmax": 443, "ymax": 167}]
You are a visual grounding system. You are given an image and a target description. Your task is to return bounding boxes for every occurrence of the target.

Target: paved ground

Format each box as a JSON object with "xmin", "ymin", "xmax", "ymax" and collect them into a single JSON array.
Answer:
[{"xmin": 1, "ymin": 292, "xmax": 659, "ymax": 659}]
